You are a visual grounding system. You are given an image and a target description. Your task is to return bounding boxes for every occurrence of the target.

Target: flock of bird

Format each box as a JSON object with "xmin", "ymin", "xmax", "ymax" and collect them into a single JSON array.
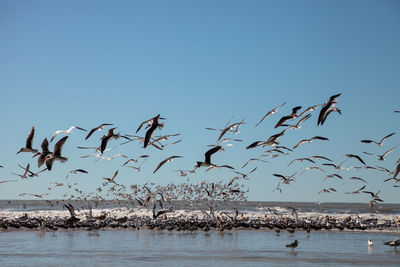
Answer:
[{"xmin": 0, "ymin": 93, "xmax": 400, "ymax": 215}]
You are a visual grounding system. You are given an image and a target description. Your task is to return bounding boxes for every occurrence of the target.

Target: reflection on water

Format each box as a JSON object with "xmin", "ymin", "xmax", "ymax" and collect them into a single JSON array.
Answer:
[{"xmin": 0, "ymin": 230, "xmax": 399, "ymax": 266}]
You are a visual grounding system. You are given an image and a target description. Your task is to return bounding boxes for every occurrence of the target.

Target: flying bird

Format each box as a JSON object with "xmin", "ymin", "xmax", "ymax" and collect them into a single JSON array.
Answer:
[
  {"xmin": 45, "ymin": 136, "xmax": 69, "ymax": 171},
  {"xmin": 17, "ymin": 126, "xmax": 38, "ymax": 154},
  {"xmin": 361, "ymin": 133, "xmax": 395, "ymax": 147},
  {"xmin": 274, "ymin": 106, "xmax": 302, "ymax": 128},
  {"xmin": 293, "ymin": 136, "xmax": 329, "ymax": 149},
  {"xmin": 153, "ymin": 156, "xmax": 182, "ymax": 174},
  {"xmin": 33, "ymin": 138, "xmax": 52, "ymax": 168},
  {"xmin": 345, "ymin": 154, "xmax": 366, "ymax": 165},
  {"xmin": 143, "ymin": 115, "xmax": 164, "ymax": 148},
  {"xmin": 85, "ymin": 123, "xmax": 113, "ymax": 140},
  {"xmin": 103, "ymin": 170, "xmax": 118, "ymax": 184},
  {"xmin": 255, "ymin": 102, "xmax": 286, "ymax": 127},
  {"xmin": 363, "ymin": 145, "xmax": 397, "ymax": 161},
  {"xmin": 317, "ymin": 93, "xmax": 341, "ymax": 125},
  {"xmin": 50, "ymin": 126, "xmax": 87, "ymax": 142}
]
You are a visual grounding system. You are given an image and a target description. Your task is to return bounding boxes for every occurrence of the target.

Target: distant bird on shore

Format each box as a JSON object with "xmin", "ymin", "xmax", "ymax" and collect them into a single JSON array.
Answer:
[
  {"xmin": 361, "ymin": 133, "xmax": 395, "ymax": 147},
  {"xmin": 286, "ymin": 240, "xmax": 299, "ymax": 248},
  {"xmin": 255, "ymin": 102, "xmax": 286, "ymax": 127},
  {"xmin": 318, "ymin": 93, "xmax": 341, "ymax": 125},
  {"xmin": 85, "ymin": 123, "xmax": 113, "ymax": 140},
  {"xmin": 17, "ymin": 126, "xmax": 38, "ymax": 154},
  {"xmin": 368, "ymin": 239, "xmax": 374, "ymax": 247},
  {"xmin": 50, "ymin": 126, "xmax": 87, "ymax": 142}
]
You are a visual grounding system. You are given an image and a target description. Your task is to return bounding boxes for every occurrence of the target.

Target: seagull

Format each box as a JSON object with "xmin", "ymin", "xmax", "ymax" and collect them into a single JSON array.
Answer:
[
  {"xmin": 383, "ymin": 238, "xmax": 400, "ymax": 249},
  {"xmin": 293, "ymin": 136, "xmax": 329, "ymax": 149},
  {"xmin": 196, "ymin": 146, "xmax": 222, "ymax": 168},
  {"xmin": 368, "ymin": 240, "xmax": 374, "ymax": 247},
  {"xmin": 153, "ymin": 156, "xmax": 182, "ymax": 174},
  {"xmin": 255, "ymin": 102, "xmax": 286, "ymax": 127},
  {"xmin": 136, "ymin": 114, "xmax": 165, "ymax": 134},
  {"xmin": 281, "ymin": 114, "xmax": 311, "ymax": 130},
  {"xmin": 17, "ymin": 126, "xmax": 38, "ymax": 154},
  {"xmin": 318, "ymin": 188, "xmax": 337, "ymax": 194},
  {"xmin": 363, "ymin": 145, "xmax": 398, "ymax": 161},
  {"xmin": 311, "ymin": 155, "xmax": 333, "ymax": 162},
  {"xmin": 33, "ymin": 138, "xmax": 52, "ymax": 168},
  {"xmin": 297, "ymin": 104, "xmax": 323, "ymax": 117},
  {"xmin": 322, "ymin": 161, "xmax": 346, "ymax": 170},
  {"xmin": 362, "ymin": 190, "xmax": 383, "ymax": 202},
  {"xmin": 143, "ymin": 115, "xmax": 164, "ymax": 148},
  {"xmin": 286, "ymin": 240, "xmax": 299, "ymax": 248},
  {"xmin": 85, "ymin": 123, "xmax": 113, "ymax": 140},
  {"xmin": 349, "ymin": 176, "xmax": 367, "ymax": 183},
  {"xmin": 345, "ymin": 154, "xmax": 367, "ymax": 165},
  {"xmin": 11, "ymin": 163, "xmax": 31, "ymax": 179},
  {"xmin": 246, "ymin": 129, "xmax": 287, "ymax": 149},
  {"xmin": 66, "ymin": 169, "xmax": 88, "ymax": 179},
  {"xmin": 45, "ymin": 136, "xmax": 69, "ymax": 171},
  {"xmin": 103, "ymin": 170, "xmax": 118, "ymax": 184},
  {"xmin": 317, "ymin": 93, "xmax": 341, "ymax": 125},
  {"xmin": 361, "ymin": 133, "xmax": 395, "ymax": 147},
  {"xmin": 17, "ymin": 164, "xmax": 47, "ymax": 177},
  {"xmin": 233, "ymin": 167, "xmax": 257, "ymax": 179},
  {"xmin": 273, "ymin": 173, "xmax": 296, "ymax": 184},
  {"xmin": 345, "ymin": 185, "xmax": 366, "ymax": 195},
  {"xmin": 287, "ymin": 157, "xmax": 316, "ymax": 166},
  {"xmin": 217, "ymin": 119, "xmax": 245, "ymax": 142},
  {"xmin": 100, "ymin": 128, "xmax": 118, "ymax": 153},
  {"xmin": 325, "ymin": 173, "xmax": 343, "ymax": 180},
  {"xmin": 274, "ymin": 106, "xmax": 302, "ymax": 128},
  {"xmin": 241, "ymin": 158, "xmax": 268, "ymax": 169},
  {"xmin": 50, "ymin": 126, "xmax": 87, "ymax": 142},
  {"xmin": 299, "ymin": 166, "xmax": 325, "ymax": 175}
]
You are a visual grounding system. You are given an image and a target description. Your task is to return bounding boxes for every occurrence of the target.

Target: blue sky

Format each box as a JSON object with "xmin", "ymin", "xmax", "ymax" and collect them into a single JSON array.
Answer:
[{"xmin": 0, "ymin": 0, "xmax": 399, "ymax": 203}]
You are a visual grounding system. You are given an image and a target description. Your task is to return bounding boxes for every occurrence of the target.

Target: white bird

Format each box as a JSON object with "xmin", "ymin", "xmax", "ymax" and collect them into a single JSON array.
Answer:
[
  {"xmin": 50, "ymin": 126, "xmax": 87, "ymax": 142},
  {"xmin": 368, "ymin": 239, "xmax": 374, "ymax": 247}
]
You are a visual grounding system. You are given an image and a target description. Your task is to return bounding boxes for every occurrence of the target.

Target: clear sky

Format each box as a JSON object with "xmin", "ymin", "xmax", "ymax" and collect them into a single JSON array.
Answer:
[{"xmin": 0, "ymin": 0, "xmax": 399, "ymax": 203}]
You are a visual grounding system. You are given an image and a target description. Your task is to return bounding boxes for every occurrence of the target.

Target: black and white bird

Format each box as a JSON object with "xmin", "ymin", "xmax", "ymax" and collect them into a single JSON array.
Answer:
[
  {"xmin": 45, "ymin": 136, "xmax": 69, "ymax": 171},
  {"xmin": 153, "ymin": 156, "xmax": 182, "ymax": 174},
  {"xmin": 85, "ymin": 123, "xmax": 113, "ymax": 140},
  {"xmin": 50, "ymin": 126, "xmax": 87, "ymax": 142}
]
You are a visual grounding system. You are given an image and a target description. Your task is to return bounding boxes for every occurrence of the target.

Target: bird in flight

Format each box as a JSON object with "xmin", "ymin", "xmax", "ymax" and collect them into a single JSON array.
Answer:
[
  {"xmin": 50, "ymin": 126, "xmax": 87, "ymax": 142},
  {"xmin": 85, "ymin": 123, "xmax": 113, "ymax": 140},
  {"xmin": 255, "ymin": 102, "xmax": 286, "ymax": 127},
  {"xmin": 153, "ymin": 156, "xmax": 182, "ymax": 174},
  {"xmin": 17, "ymin": 126, "xmax": 38, "ymax": 154},
  {"xmin": 360, "ymin": 133, "xmax": 395, "ymax": 147}
]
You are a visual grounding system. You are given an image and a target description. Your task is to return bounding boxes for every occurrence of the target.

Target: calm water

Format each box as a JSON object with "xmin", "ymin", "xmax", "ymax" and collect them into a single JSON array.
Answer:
[{"xmin": 0, "ymin": 229, "xmax": 399, "ymax": 266}]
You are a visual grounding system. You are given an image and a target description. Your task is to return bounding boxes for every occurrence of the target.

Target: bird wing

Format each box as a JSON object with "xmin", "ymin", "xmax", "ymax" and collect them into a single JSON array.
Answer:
[
  {"xmin": 53, "ymin": 136, "xmax": 68, "ymax": 156},
  {"xmin": 204, "ymin": 146, "xmax": 222, "ymax": 164},
  {"xmin": 41, "ymin": 138, "xmax": 50, "ymax": 152},
  {"xmin": 26, "ymin": 126, "xmax": 35, "ymax": 149},
  {"xmin": 74, "ymin": 126, "xmax": 87, "ymax": 132},
  {"xmin": 380, "ymin": 132, "xmax": 395, "ymax": 144},
  {"xmin": 274, "ymin": 115, "xmax": 292, "ymax": 128},
  {"xmin": 85, "ymin": 127, "xmax": 99, "ymax": 140}
]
